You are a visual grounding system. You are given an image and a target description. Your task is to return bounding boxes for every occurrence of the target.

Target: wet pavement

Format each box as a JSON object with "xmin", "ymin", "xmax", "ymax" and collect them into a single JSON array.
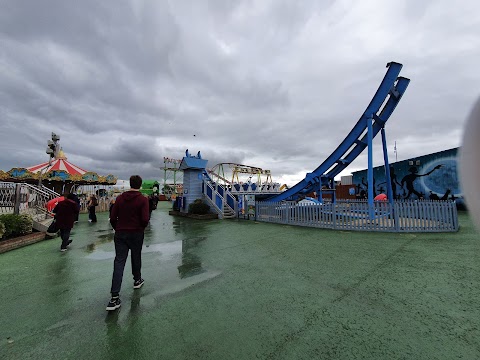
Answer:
[{"xmin": 1, "ymin": 202, "xmax": 479, "ymax": 359}]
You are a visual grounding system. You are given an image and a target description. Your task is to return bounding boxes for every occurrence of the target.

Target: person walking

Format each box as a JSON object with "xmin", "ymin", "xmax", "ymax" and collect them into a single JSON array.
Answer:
[
  {"xmin": 71, "ymin": 192, "xmax": 81, "ymax": 223},
  {"xmin": 87, "ymin": 194, "xmax": 98, "ymax": 223},
  {"xmin": 53, "ymin": 193, "xmax": 79, "ymax": 252},
  {"xmin": 108, "ymin": 196, "xmax": 116, "ymax": 220},
  {"xmin": 148, "ymin": 193, "xmax": 159, "ymax": 219},
  {"xmin": 106, "ymin": 175, "xmax": 150, "ymax": 311}
]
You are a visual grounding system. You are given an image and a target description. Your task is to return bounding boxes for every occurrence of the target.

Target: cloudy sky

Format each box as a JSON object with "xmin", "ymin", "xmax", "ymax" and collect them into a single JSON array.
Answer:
[{"xmin": 1, "ymin": 0, "xmax": 479, "ymax": 185}]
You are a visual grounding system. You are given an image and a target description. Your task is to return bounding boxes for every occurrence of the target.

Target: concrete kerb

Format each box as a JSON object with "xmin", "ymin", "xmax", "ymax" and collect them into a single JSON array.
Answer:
[{"xmin": 0, "ymin": 232, "xmax": 48, "ymax": 254}]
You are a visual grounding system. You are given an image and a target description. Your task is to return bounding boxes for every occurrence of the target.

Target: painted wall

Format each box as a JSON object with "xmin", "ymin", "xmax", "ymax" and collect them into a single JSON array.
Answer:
[
  {"xmin": 182, "ymin": 169, "xmax": 204, "ymax": 213},
  {"xmin": 352, "ymin": 148, "xmax": 463, "ymax": 205}
]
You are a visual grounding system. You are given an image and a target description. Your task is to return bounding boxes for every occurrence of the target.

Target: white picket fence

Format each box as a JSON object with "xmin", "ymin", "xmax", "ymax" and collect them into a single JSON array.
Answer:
[{"xmin": 255, "ymin": 199, "xmax": 459, "ymax": 232}]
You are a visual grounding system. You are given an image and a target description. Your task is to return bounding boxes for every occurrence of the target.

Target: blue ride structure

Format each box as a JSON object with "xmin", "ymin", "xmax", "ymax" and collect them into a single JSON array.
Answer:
[{"xmin": 267, "ymin": 61, "xmax": 410, "ymax": 204}]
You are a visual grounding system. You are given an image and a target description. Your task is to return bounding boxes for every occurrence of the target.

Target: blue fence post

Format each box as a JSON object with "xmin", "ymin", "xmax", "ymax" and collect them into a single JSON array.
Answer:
[
  {"xmin": 381, "ymin": 128, "xmax": 394, "ymax": 205},
  {"xmin": 367, "ymin": 115, "xmax": 375, "ymax": 220}
]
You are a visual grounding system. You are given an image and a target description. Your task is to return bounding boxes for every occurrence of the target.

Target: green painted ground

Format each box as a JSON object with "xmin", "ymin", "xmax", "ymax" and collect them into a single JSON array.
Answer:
[{"xmin": 1, "ymin": 202, "xmax": 479, "ymax": 359}]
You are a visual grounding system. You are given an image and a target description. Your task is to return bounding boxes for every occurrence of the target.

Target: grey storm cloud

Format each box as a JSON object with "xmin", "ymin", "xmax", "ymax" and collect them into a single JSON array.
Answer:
[{"xmin": 1, "ymin": 0, "xmax": 480, "ymax": 185}]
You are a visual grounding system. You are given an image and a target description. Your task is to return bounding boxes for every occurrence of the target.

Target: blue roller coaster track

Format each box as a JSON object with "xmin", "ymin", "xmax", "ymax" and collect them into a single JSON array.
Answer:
[{"xmin": 267, "ymin": 61, "xmax": 410, "ymax": 202}]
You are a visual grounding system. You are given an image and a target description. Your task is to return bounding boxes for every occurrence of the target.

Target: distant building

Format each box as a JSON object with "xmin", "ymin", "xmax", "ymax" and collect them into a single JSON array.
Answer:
[{"xmin": 351, "ymin": 147, "xmax": 463, "ymax": 206}]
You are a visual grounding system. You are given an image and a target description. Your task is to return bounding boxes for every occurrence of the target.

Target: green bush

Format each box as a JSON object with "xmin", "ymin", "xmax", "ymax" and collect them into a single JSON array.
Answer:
[
  {"xmin": 19, "ymin": 214, "xmax": 33, "ymax": 234},
  {"xmin": 0, "ymin": 221, "xmax": 5, "ymax": 239},
  {"xmin": 188, "ymin": 199, "xmax": 210, "ymax": 215},
  {"xmin": 0, "ymin": 213, "xmax": 33, "ymax": 240}
]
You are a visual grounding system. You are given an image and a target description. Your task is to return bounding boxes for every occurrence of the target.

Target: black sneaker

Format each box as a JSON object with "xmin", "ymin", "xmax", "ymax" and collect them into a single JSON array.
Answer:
[
  {"xmin": 67, "ymin": 239, "xmax": 73, "ymax": 246},
  {"xmin": 106, "ymin": 297, "xmax": 121, "ymax": 311},
  {"xmin": 133, "ymin": 278, "xmax": 145, "ymax": 289},
  {"xmin": 60, "ymin": 247, "xmax": 67, "ymax": 252}
]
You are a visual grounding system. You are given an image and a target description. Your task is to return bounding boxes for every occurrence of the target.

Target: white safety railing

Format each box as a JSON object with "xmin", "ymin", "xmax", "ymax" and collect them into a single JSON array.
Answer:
[
  {"xmin": 0, "ymin": 182, "xmax": 61, "ymax": 222},
  {"xmin": 37, "ymin": 184, "xmax": 61, "ymax": 199},
  {"xmin": 255, "ymin": 199, "xmax": 458, "ymax": 232},
  {"xmin": 0, "ymin": 182, "xmax": 117, "ymax": 234},
  {"xmin": 79, "ymin": 197, "xmax": 112, "ymax": 213},
  {"xmin": 203, "ymin": 181, "xmax": 236, "ymax": 219}
]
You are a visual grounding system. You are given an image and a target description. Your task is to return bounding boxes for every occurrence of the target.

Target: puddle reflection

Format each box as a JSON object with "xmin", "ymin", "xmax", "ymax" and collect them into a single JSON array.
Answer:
[
  {"xmin": 85, "ymin": 232, "xmax": 115, "ymax": 253},
  {"xmin": 84, "ymin": 238, "xmax": 205, "ymax": 272},
  {"xmin": 85, "ymin": 213, "xmax": 219, "ymax": 285},
  {"xmin": 104, "ymin": 291, "xmax": 144, "ymax": 359},
  {"xmin": 177, "ymin": 236, "xmax": 207, "ymax": 278}
]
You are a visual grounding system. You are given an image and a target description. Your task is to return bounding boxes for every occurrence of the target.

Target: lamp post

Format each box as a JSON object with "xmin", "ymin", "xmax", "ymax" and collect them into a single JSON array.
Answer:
[{"xmin": 38, "ymin": 132, "xmax": 60, "ymax": 187}]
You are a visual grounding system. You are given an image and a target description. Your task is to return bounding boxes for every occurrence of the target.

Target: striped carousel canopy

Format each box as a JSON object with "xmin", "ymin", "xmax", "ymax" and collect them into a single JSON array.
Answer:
[{"xmin": 26, "ymin": 149, "xmax": 87, "ymax": 176}]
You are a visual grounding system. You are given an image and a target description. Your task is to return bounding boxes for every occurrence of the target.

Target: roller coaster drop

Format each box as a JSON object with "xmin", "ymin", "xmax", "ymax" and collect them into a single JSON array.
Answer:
[
  {"xmin": 171, "ymin": 62, "xmax": 409, "ymax": 216},
  {"xmin": 207, "ymin": 61, "xmax": 409, "ymax": 207},
  {"xmin": 267, "ymin": 61, "xmax": 410, "ymax": 207},
  {"xmin": 169, "ymin": 63, "xmax": 456, "ymax": 230}
]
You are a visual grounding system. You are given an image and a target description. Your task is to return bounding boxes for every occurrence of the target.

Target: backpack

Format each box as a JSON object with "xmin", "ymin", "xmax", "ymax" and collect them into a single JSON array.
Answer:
[{"xmin": 92, "ymin": 198, "xmax": 98, "ymax": 206}]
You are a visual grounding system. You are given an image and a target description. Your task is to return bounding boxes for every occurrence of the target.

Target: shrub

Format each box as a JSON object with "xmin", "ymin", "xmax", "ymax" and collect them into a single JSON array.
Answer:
[
  {"xmin": 188, "ymin": 199, "xmax": 210, "ymax": 215},
  {"xmin": 19, "ymin": 214, "xmax": 33, "ymax": 234},
  {"xmin": 0, "ymin": 213, "xmax": 33, "ymax": 240},
  {"xmin": 0, "ymin": 221, "xmax": 5, "ymax": 239}
]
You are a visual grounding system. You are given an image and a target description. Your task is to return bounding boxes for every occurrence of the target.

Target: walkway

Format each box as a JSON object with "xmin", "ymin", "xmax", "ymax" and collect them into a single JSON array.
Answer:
[{"xmin": 1, "ymin": 202, "xmax": 479, "ymax": 359}]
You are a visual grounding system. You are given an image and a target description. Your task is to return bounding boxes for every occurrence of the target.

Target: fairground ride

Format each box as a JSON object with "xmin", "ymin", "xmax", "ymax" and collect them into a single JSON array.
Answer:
[
  {"xmin": 208, "ymin": 163, "xmax": 283, "ymax": 189},
  {"xmin": 160, "ymin": 157, "xmax": 183, "ymax": 198},
  {"xmin": 267, "ymin": 61, "xmax": 410, "ymax": 206}
]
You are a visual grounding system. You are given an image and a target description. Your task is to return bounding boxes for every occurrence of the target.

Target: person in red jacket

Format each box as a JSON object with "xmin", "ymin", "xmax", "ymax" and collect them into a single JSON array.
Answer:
[
  {"xmin": 53, "ymin": 193, "xmax": 80, "ymax": 252},
  {"xmin": 106, "ymin": 175, "xmax": 150, "ymax": 311}
]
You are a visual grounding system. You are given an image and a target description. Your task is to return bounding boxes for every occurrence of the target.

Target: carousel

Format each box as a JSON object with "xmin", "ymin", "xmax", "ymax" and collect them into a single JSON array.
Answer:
[{"xmin": 0, "ymin": 133, "xmax": 117, "ymax": 194}]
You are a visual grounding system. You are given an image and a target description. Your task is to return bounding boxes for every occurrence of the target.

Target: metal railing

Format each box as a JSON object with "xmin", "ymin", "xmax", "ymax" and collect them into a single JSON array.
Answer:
[
  {"xmin": 79, "ymin": 197, "xmax": 112, "ymax": 213},
  {"xmin": 0, "ymin": 182, "xmax": 16, "ymax": 213},
  {"xmin": 0, "ymin": 182, "xmax": 115, "ymax": 232},
  {"xmin": 0, "ymin": 182, "xmax": 60, "ymax": 221},
  {"xmin": 203, "ymin": 181, "xmax": 237, "ymax": 219},
  {"xmin": 37, "ymin": 184, "xmax": 61, "ymax": 199},
  {"xmin": 228, "ymin": 182, "xmax": 282, "ymax": 195},
  {"xmin": 255, "ymin": 199, "xmax": 458, "ymax": 232},
  {"xmin": 1, "ymin": 182, "xmax": 60, "ymax": 213}
]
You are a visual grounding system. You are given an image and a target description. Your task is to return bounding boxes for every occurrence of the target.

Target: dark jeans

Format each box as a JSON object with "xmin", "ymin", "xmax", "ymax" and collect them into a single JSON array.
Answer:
[
  {"xmin": 110, "ymin": 231, "xmax": 144, "ymax": 296},
  {"xmin": 59, "ymin": 228, "xmax": 71, "ymax": 249},
  {"xmin": 88, "ymin": 206, "xmax": 97, "ymax": 222}
]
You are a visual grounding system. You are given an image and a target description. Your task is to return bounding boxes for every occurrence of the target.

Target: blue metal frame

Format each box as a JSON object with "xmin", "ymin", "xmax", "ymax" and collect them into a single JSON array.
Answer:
[
  {"xmin": 381, "ymin": 128, "xmax": 393, "ymax": 204},
  {"xmin": 267, "ymin": 62, "xmax": 410, "ymax": 202},
  {"xmin": 367, "ymin": 116, "xmax": 374, "ymax": 218}
]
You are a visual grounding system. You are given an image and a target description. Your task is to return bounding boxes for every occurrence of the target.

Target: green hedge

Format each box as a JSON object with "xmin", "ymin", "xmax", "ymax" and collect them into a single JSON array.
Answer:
[
  {"xmin": 0, "ymin": 213, "xmax": 33, "ymax": 240},
  {"xmin": 188, "ymin": 199, "xmax": 210, "ymax": 215},
  {"xmin": 0, "ymin": 221, "xmax": 5, "ymax": 240}
]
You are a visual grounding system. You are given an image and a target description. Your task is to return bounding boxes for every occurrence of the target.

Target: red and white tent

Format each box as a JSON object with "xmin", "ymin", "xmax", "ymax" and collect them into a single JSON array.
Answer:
[{"xmin": 26, "ymin": 150, "xmax": 87, "ymax": 176}]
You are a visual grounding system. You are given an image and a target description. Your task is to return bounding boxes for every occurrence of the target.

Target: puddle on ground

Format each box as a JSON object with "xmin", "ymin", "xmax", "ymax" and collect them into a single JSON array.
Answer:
[
  {"xmin": 84, "ymin": 240, "xmax": 183, "ymax": 261},
  {"xmin": 84, "ymin": 236, "xmax": 217, "ymax": 289},
  {"xmin": 177, "ymin": 252, "xmax": 203, "ymax": 279},
  {"xmin": 84, "ymin": 238, "xmax": 220, "ymax": 300},
  {"xmin": 136, "ymin": 269, "xmax": 222, "ymax": 306},
  {"xmin": 84, "ymin": 233, "xmax": 115, "ymax": 253}
]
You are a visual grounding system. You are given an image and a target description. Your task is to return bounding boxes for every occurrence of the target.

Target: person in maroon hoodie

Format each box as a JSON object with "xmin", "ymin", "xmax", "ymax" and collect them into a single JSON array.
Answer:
[
  {"xmin": 53, "ymin": 193, "xmax": 80, "ymax": 252},
  {"xmin": 106, "ymin": 175, "xmax": 150, "ymax": 311}
]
